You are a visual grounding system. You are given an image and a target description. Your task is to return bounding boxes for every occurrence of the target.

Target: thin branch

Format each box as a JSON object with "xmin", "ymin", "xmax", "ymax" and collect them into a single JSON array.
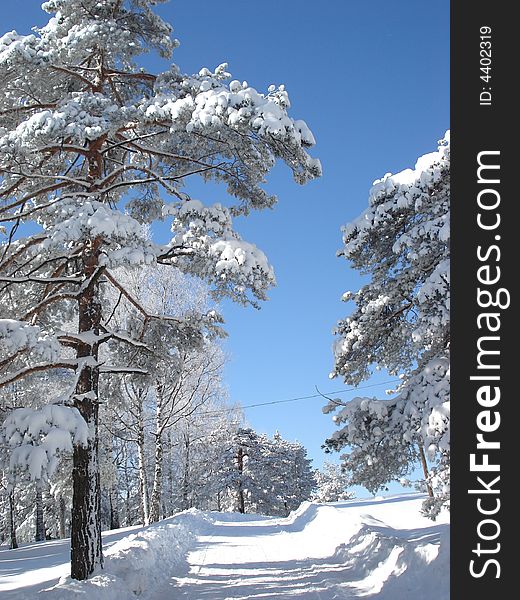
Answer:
[
  {"xmin": 22, "ymin": 291, "xmax": 79, "ymax": 320},
  {"xmin": 0, "ymin": 349, "xmax": 25, "ymax": 371},
  {"xmin": 99, "ymin": 327, "xmax": 151, "ymax": 350},
  {"xmin": 384, "ymin": 302, "xmax": 413, "ymax": 323},
  {"xmin": 0, "ymin": 181, "xmax": 69, "ymax": 214},
  {"xmin": 49, "ymin": 64, "xmax": 94, "ymax": 88},
  {"xmin": 1, "ymin": 170, "xmax": 91, "ymax": 188},
  {"xmin": 105, "ymin": 69, "xmax": 156, "ymax": 82},
  {"xmin": 0, "ymin": 275, "xmax": 83, "ymax": 284},
  {"xmin": 99, "ymin": 366, "xmax": 148, "ymax": 375},
  {"xmin": 0, "ymin": 102, "xmax": 57, "ymax": 116},
  {"xmin": 101, "ymin": 129, "xmax": 169, "ymax": 155},
  {"xmin": 103, "ymin": 289, "xmax": 123, "ymax": 327},
  {"xmin": 314, "ymin": 385, "xmax": 347, "ymax": 407},
  {"xmin": 104, "ymin": 270, "xmax": 181, "ymax": 324},
  {"xmin": 0, "ymin": 235, "xmax": 46, "ymax": 271},
  {"xmin": 0, "ymin": 361, "xmax": 79, "ymax": 388},
  {"xmin": 34, "ymin": 144, "xmax": 91, "ymax": 157}
]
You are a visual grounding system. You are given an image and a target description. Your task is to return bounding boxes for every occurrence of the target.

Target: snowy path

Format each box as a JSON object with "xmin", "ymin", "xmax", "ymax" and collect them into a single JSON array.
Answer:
[
  {"xmin": 151, "ymin": 495, "xmax": 449, "ymax": 600},
  {"xmin": 0, "ymin": 494, "xmax": 449, "ymax": 599}
]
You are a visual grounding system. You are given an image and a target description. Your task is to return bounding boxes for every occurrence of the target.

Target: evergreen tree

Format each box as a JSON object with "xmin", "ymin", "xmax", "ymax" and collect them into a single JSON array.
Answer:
[
  {"xmin": 0, "ymin": 0, "xmax": 319, "ymax": 578},
  {"xmin": 217, "ymin": 428, "xmax": 315, "ymax": 516},
  {"xmin": 266, "ymin": 432, "xmax": 316, "ymax": 516},
  {"xmin": 326, "ymin": 133, "xmax": 449, "ymax": 515},
  {"xmin": 313, "ymin": 462, "xmax": 354, "ymax": 503}
]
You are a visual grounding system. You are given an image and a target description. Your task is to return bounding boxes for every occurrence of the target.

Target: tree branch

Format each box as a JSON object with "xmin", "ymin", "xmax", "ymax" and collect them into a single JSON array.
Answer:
[{"xmin": 0, "ymin": 361, "xmax": 79, "ymax": 388}]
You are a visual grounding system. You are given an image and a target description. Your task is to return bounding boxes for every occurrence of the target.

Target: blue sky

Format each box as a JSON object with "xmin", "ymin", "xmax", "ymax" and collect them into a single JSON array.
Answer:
[{"xmin": 3, "ymin": 1, "xmax": 449, "ymax": 492}]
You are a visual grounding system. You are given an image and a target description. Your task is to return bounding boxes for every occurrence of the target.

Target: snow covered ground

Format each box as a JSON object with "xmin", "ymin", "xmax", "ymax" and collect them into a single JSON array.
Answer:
[{"xmin": 0, "ymin": 493, "xmax": 449, "ymax": 599}]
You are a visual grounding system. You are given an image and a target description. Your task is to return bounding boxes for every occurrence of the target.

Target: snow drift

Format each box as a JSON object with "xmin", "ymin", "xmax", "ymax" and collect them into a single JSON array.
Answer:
[
  {"xmin": 0, "ymin": 494, "xmax": 449, "ymax": 600},
  {"xmin": 1, "ymin": 510, "xmax": 211, "ymax": 600}
]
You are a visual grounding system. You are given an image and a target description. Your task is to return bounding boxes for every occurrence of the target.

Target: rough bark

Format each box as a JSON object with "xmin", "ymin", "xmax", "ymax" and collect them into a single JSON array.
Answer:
[
  {"xmin": 419, "ymin": 445, "xmax": 434, "ymax": 498},
  {"xmin": 237, "ymin": 446, "xmax": 245, "ymax": 514},
  {"xmin": 58, "ymin": 495, "xmax": 66, "ymax": 539},
  {"xmin": 125, "ymin": 479, "xmax": 132, "ymax": 527},
  {"xmin": 148, "ymin": 441, "xmax": 163, "ymax": 522},
  {"xmin": 137, "ymin": 401, "xmax": 150, "ymax": 525},
  {"xmin": 148, "ymin": 438, "xmax": 163, "ymax": 523},
  {"xmin": 148, "ymin": 389, "xmax": 164, "ymax": 523},
  {"xmin": 164, "ymin": 434, "xmax": 174, "ymax": 518},
  {"xmin": 8, "ymin": 490, "xmax": 18, "ymax": 549},
  {"xmin": 35, "ymin": 485, "xmax": 45, "ymax": 542},
  {"xmin": 181, "ymin": 431, "xmax": 190, "ymax": 511},
  {"xmin": 71, "ymin": 236, "xmax": 103, "ymax": 580},
  {"xmin": 109, "ymin": 489, "xmax": 120, "ymax": 530}
]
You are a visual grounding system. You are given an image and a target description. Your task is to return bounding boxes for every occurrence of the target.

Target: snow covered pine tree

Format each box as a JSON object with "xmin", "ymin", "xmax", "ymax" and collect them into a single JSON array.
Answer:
[
  {"xmin": 325, "ymin": 133, "xmax": 449, "ymax": 516},
  {"xmin": 313, "ymin": 462, "xmax": 353, "ymax": 503},
  {"xmin": 0, "ymin": 0, "xmax": 320, "ymax": 579},
  {"xmin": 216, "ymin": 428, "xmax": 316, "ymax": 516}
]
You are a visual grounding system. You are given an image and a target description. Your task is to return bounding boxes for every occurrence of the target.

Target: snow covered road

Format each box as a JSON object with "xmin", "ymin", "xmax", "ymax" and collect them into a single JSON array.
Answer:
[
  {"xmin": 0, "ymin": 493, "xmax": 449, "ymax": 599},
  {"xmin": 151, "ymin": 494, "xmax": 449, "ymax": 600}
]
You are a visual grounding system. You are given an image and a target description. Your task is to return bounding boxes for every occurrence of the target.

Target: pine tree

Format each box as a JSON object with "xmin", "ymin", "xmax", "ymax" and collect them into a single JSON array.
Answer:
[
  {"xmin": 326, "ymin": 133, "xmax": 449, "ymax": 514},
  {"xmin": 313, "ymin": 462, "xmax": 353, "ymax": 503},
  {"xmin": 266, "ymin": 432, "xmax": 316, "ymax": 516},
  {"xmin": 0, "ymin": 0, "xmax": 319, "ymax": 579},
  {"xmin": 217, "ymin": 428, "xmax": 315, "ymax": 516}
]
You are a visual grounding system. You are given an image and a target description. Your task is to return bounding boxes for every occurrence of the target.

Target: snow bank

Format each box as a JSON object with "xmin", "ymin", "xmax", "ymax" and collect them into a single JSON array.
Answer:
[
  {"xmin": 335, "ymin": 518, "xmax": 450, "ymax": 598},
  {"xmin": 269, "ymin": 497, "xmax": 449, "ymax": 599},
  {"xmin": 36, "ymin": 510, "xmax": 211, "ymax": 600},
  {"xmin": 276, "ymin": 496, "xmax": 449, "ymax": 599},
  {"xmin": 280, "ymin": 500, "xmax": 321, "ymax": 531}
]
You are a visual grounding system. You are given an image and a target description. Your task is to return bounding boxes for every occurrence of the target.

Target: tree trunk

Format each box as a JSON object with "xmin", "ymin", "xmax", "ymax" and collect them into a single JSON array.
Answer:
[
  {"xmin": 164, "ymin": 433, "xmax": 174, "ymax": 517},
  {"xmin": 148, "ymin": 391, "xmax": 164, "ymax": 523},
  {"xmin": 35, "ymin": 485, "xmax": 45, "ymax": 542},
  {"xmin": 137, "ymin": 405, "xmax": 150, "ymax": 525},
  {"xmin": 237, "ymin": 446, "xmax": 245, "ymax": 514},
  {"xmin": 125, "ymin": 479, "xmax": 132, "ymax": 527},
  {"xmin": 71, "ymin": 236, "xmax": 103, "ymax": 580},
  {"xmin": 419, "ymin": 445, "xmax": 434, "ymax": 498},
  {"xmin": 58, "ymin": 495, "xmax": 66, "ymax": 539},
  {"xmin": 109, "ymin": 489, "xmax": 120, "ymax": 530},
  {"xmin": 181, "ymin": 431, "xmax": 190, "ymax": 511},
  {"xmin": 148, "ymin": 437, "xmax": 163, "ymax": 522},
  {"xmin": 8, "ymin": 490, "xmax": 18, "ymax": 550}
]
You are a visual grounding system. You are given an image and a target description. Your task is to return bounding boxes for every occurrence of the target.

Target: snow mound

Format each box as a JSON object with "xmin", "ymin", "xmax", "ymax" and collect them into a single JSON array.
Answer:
[
  {"xmin": 37, "ymin": 510, "xmax": 211, "ymax": 600},
  {"xmin": 333, "ymin": 517, "xmax": 449, "ymax": 598},
  {"xmin": 281, "ymin": 500, "xmax": 321, "ymax": 530}
]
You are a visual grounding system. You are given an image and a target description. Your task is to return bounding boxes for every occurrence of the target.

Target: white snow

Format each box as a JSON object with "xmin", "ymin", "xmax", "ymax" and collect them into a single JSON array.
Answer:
[
  {"xmin": 0, "ymin": 493, "xmax": 448, "ymax": 599},
  {"xmin": 0, "ymin": 524, "xmax": 141, "ymax": 599},
  {"xmin": 2, "ymin": 405, "xmax": 90, "ymax": 480},
  {"xmin": 0, "ymin": 319, "xmax": 60, "ymax": 362}
]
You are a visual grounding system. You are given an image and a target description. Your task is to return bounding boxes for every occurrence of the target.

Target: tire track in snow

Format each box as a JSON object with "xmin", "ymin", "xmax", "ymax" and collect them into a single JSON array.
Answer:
[{"xmin": 147, "ymin": 495, "xmax": 449, "ymax": 600}]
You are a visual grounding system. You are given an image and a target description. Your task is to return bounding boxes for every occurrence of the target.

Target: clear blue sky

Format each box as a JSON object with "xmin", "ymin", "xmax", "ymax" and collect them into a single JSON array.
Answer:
[{"xmin": 3, "ymin": 1, "xmax": 449, "ymax": 492}]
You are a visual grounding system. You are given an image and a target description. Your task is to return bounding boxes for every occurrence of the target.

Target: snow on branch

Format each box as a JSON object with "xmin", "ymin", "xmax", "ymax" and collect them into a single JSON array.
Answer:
[
  {"xmin": 0, "ymin": 319, "xmax": 61, "ymax": 371},
  {"xmin": 99, "ymin": 328, "xmax": 151, "ymax": 350},
  {"xmin": 328, "ymin": 132, "xmax": 450, "ymax": 508},
  {"xmin": 0, "ymin": 359, "xmax": 83, "ymax": 388},
  {"xmin": 0, "ymin": 275, "xmax": 84, "ymax": 284},
  {"xmin": 1, "ymin": 404, "xmax": 89, "ymax": 481},
  {"xmin": 98, "ymin": 366, "xmax": 148, "ymax": 375}
]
